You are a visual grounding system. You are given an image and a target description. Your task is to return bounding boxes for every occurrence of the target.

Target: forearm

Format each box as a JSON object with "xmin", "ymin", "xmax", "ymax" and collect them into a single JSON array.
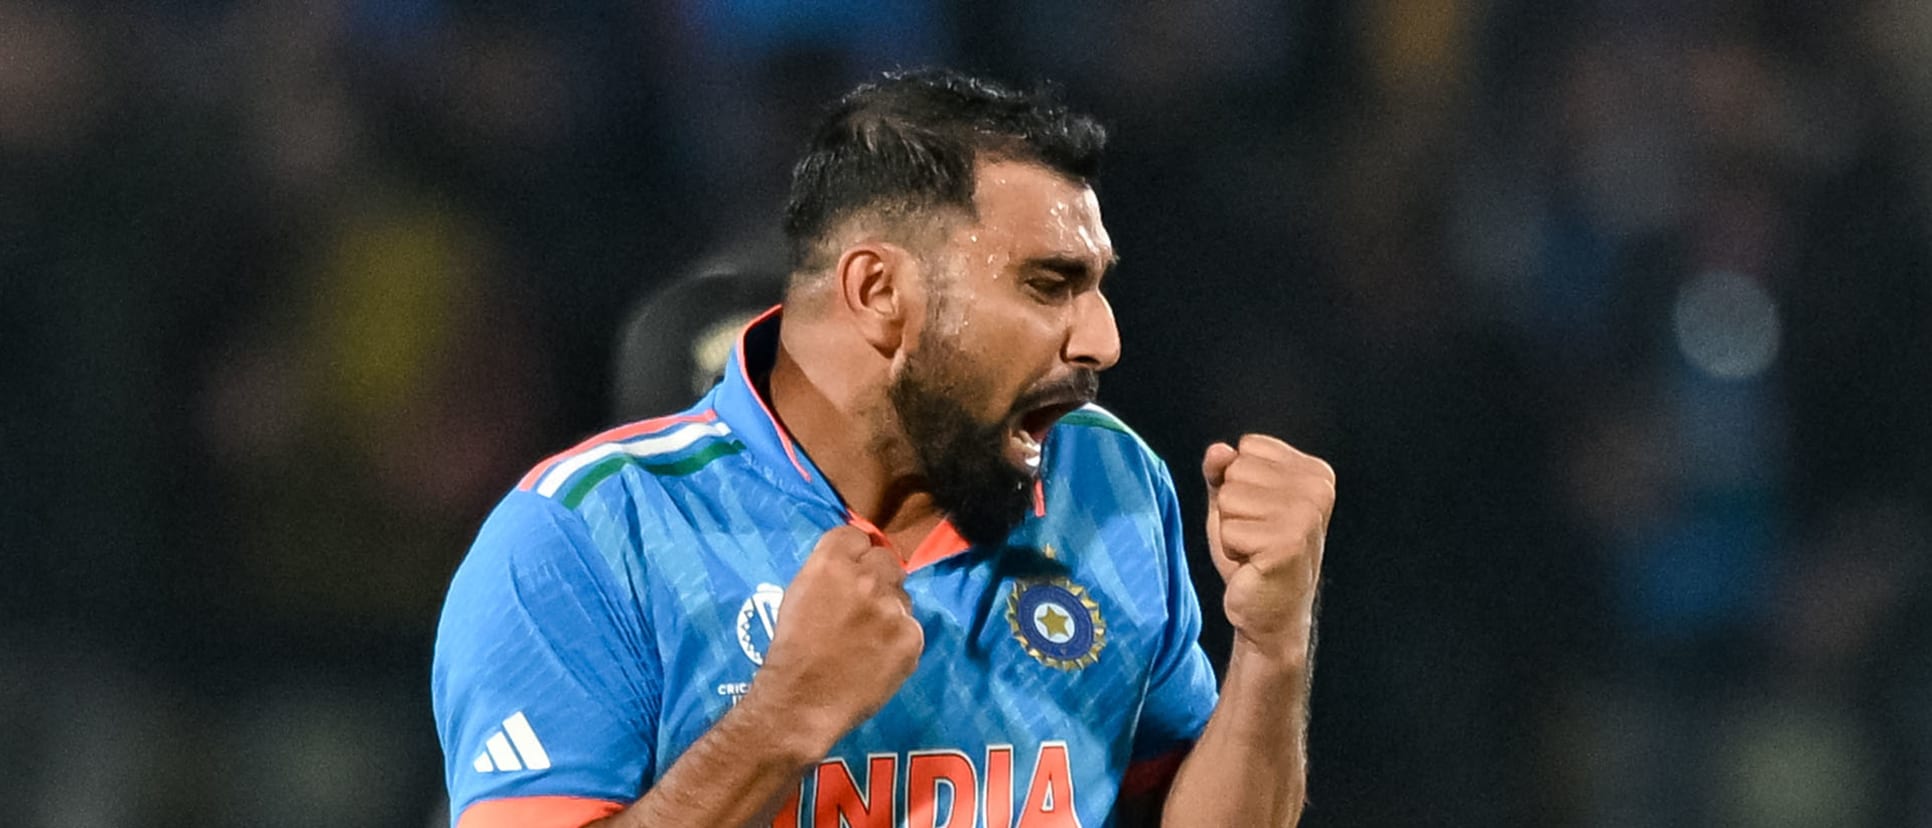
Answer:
[
  {"xmin": 1160, "ymin": 640, "xmax": 1310, "ymax": 827},
  {"xmin": 589, "ymin": 691, "xmax": 824, "ymax": 828}
]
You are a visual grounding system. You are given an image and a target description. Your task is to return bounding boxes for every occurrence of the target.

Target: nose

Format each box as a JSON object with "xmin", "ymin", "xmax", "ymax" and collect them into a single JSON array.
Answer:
[{"xmin": 1065, "ymin": 290, "xmax": 1121, "ymax": 371}]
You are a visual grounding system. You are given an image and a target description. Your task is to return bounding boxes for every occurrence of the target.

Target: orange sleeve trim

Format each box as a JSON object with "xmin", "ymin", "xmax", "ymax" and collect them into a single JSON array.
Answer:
[
  {"xmin": 456, "ymin": 795, "xmax": 626, "ymax": 828},
  {"xmin": 1121, "ymin": 745, "xmax": 1192, "ymax": 797}
]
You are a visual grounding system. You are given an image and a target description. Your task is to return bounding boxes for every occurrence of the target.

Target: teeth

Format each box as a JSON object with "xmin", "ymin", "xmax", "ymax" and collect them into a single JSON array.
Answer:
[{"xmin": 1015, "ymin": 431, "xmax": 1042, "ymax": 469}]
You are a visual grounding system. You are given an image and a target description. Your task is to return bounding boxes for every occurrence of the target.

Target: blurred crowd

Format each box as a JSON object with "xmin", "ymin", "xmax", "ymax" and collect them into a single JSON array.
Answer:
[{"xmin": 3, "ymin": 1, "xmax": 1929, "ymax": 826}]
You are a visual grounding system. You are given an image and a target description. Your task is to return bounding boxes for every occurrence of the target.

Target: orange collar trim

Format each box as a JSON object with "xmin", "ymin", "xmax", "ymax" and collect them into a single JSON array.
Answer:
[
  {"xmin": 843, "ymin": 511, "xmax": 970, "ymax": 573},
  {"xmin": 732, "ymin": 306, "xmax": 1050, "ymax": 571},
  {"xmin": 732, "ymin": 305, "xmax": 815, "ymax": 483}
]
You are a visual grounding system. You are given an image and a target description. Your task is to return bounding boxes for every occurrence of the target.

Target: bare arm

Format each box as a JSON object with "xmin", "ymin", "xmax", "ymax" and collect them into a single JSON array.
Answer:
[
  {"xmin": 587, "ymin": 686, "xmax": 824, "ymax": 827},
  {"xmin": 1159, "ymin": 640, "xmax": 1310, "ymax": 826},
  {"xmin": 1157, "ymin": 435, "xmax": 1331, "ymax": 828}
]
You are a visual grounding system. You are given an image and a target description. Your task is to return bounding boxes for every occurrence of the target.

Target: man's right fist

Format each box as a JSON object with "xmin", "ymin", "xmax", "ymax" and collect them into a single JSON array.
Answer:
[{"xmin": 749, "ymin": 526, "xmax": 925, "ymax": 753}]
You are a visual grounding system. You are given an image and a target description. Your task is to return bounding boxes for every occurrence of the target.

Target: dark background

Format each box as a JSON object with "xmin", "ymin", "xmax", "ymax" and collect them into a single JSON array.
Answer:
[{"xmin": 4, "ymin": 1, "xmax": 1930, "ymax": 826}]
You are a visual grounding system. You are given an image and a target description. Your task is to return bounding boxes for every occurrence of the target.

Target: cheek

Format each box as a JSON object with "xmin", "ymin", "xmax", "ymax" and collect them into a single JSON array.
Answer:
[
  {"xmin": 974, "ymin": 290, "xmax": 1067, "ymax": 348},
  {"xmin": 943, "ymin": 294, "xmax": 1069, "ymax": 406},
  {"xmin": 935, "ymin": 335, "xmax": 1018, "ymax": 412},
  {"xmin": 978, "ymin": 314, "xmax": 1066, "ymax": 396}
]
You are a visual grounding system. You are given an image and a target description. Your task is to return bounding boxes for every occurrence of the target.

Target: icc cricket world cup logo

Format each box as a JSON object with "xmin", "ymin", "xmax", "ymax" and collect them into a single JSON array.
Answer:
[{"xmin": 736, "ymin": 583, "xmax": 785, "ymax": 666}]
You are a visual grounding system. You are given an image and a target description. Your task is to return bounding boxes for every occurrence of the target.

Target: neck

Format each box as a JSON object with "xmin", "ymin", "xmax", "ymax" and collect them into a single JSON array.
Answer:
[{"xmin": 768, "ymin": 319, "xmax": 944, "ymax": 551}]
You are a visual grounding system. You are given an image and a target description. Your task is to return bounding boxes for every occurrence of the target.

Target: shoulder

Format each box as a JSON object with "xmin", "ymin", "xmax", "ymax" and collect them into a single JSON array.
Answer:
[
  {"xmin": 1050, "ymin": 404, "xmax": 1165, "ymax": 468},
  {"xmin": 450, "ymin": 410, "xmax": 738, "ymax": 598},
  {"xmin": 1053, "ymin": 402, "xmax": 1147, "ymax": 444},
  {"xmin": 443, "ymin": 489, "xmax": 609, "ymax": 619},
  {"xmin": 437, "ymin": 488, "xmax": 653, "ymax": 679},
  {"xmin": 483, "ymin": 405, "xmax": 763, "ymax": 595},
  {"xmin": 1046, "ymin": 403, "xmax": 1176, "ymax": 496}
]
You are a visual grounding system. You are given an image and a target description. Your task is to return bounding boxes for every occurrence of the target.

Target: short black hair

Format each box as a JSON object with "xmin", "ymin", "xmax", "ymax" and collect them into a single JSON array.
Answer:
[{"xmin": 782, "ymin": 68, "xmax": 1107, "ymax": 273}]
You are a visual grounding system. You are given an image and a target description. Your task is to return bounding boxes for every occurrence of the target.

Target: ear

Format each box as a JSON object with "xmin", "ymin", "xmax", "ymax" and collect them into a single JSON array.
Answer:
[{"xmin": 834, "ymin": 242, "xmax": 919, "ymax": 352}]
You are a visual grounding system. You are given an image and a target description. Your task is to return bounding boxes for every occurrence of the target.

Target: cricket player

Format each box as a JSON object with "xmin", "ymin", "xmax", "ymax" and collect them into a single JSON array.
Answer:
[{"xmin": 433, "ymin": 68, "xmax": 1333, "ymax": 828}]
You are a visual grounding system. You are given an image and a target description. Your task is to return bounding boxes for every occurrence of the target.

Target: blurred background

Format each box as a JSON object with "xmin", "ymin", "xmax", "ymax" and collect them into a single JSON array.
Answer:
[{"xmin": 4, "ymin": 0, "xmax": 1930, "ymax": 826}]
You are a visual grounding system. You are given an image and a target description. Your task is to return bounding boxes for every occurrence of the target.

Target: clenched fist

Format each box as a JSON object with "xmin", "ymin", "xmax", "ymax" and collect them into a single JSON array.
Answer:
[
  {"xmin": 748, "ymin": 526, "xmax": 925, "ymax": 754},
  {"xmin": 1202, "ymin": 434, "xmax": 1335, "ymax": 664}
]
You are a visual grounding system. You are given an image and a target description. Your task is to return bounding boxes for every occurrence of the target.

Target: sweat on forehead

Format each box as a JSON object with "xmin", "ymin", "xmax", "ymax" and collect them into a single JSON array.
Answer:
[{"xmin": 963, "ymin": 161, "xmax": 1116, "ymax": 266}]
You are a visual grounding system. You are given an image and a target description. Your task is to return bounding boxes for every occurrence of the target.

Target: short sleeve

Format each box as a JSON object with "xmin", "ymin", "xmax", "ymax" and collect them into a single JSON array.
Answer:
[
  {"xmin": 432, "ymin": 490, "xmax": 660, "ymax": 825},
  {"xmin": 1131, "ymin": 460, "xmax": 1219, "ymax": 762}
]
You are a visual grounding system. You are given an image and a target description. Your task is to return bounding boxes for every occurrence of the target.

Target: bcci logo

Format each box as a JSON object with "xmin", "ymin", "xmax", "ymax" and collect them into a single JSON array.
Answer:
[
  {"xmin": 1007, "ymin": 577, "xmax": 1106, "ymax": 671},
  {"xmin": 736, "ymin": 583, "xmax": 784, "ymax": 666}
]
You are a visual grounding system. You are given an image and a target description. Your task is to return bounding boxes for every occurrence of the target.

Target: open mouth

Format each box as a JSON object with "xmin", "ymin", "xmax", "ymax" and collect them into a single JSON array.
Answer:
[
  {"xmin": 1006, "ymin": 399, "xmax": 1089, "ymax": 473},
  {"xmin": 1021, "ymin": 399, "xmax": 1087, "ymax": 441}
]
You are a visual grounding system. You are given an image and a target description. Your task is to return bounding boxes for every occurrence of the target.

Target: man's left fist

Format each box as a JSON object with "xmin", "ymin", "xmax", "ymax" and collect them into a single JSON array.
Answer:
[{"xmin": 1202, "ymin": 434, "xmax": 1335, "ymax": 663}]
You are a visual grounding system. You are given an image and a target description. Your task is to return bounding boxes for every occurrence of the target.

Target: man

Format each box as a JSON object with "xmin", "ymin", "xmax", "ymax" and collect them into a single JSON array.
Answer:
[{"xmin": 432, "ymin": 69, "xmax": 1334, "ymax": 828}]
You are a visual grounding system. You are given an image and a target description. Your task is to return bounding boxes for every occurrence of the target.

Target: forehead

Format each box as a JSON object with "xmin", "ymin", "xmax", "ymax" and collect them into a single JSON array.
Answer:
[{"xmin": 963, "ymin": 159, "xmax": 1113, "ymax": 263}]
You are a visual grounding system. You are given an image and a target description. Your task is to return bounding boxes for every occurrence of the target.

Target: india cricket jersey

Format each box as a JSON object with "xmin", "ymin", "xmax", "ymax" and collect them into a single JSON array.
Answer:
[{"xmin": 432, "ymin": 308, "xmax": 1219, "ymax": 828}]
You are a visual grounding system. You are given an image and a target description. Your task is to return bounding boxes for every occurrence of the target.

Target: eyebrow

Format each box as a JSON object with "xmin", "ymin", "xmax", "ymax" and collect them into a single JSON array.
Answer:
[{"xmin": 1023, "ymin": 253, "xmax": 1120, "ymax": 283}]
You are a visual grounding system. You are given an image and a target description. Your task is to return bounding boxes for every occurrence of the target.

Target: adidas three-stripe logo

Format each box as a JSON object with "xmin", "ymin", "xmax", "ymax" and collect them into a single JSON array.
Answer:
[{"xmin": 472, "ymin": 711, "xmax": 551, "ymax": 773}]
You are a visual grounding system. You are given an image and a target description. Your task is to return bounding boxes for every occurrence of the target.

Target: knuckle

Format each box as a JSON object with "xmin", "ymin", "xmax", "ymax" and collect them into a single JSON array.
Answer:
[
  {"xmin": 1312, "ymin": 491, "xmax": 1339, "ymax": 520},
  {"xmin": 818, "ymin": 526, "xmax": 867, "ymax": 555},
  {"xmin": 1220, "ymin": 522, "xmax": 1262, "ymax": 552},
  {"xmin": 1225, "ymin": 461, "xmax": 1274, "ymax": 490},
  {"xmin": 1249, "ymin": 551, "xmax": 1291, "ymax": 578},
  {"xmin": 1223, "ymin": 458, "xmax": 1256, "ymax": 483},
  {"xmin": 1302, "ymin": 457, "xmax": 1337, "ymax": 489},
  {"xmin": 1212, "ymin": 489, "xmax": 1253, "ymax": 519},
  {"xmin": 897, "ymin": 621, "xmax": 924, "ymax": 653},
  {"xmin": 1309, "ymin": 488, "xmax": 1336, "ymax": 515},
  {"xmin": 1306, "ymin": 474, "xmax": 1337, "ymax": 500},
  {"xmin": 1235, "ymin": 458, "xmax": 1298, "ymax": 490},
  {"xmin": 857, "ymin": 543, "xmax": 896, "ymax": 568},
  {"xmin": 1237, "ymin": 433, "xmax": 1283, "ymax": 454}
]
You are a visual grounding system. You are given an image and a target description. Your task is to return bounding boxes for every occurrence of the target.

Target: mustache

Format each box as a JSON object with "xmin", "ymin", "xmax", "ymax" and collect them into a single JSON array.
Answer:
[{"xmin": 1011, "ymin": 368, "xmax": 1101, "ymax": 415}]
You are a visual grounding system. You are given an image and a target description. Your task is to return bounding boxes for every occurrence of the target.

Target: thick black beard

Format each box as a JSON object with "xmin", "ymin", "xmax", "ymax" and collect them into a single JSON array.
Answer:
[
  {"xmin": 887, "ymin": 327, "xmax": 1100, "ymax": 547},
  {"xmin": 888, "ymin": 351, "xmax": 1036, "ymax": 548}
]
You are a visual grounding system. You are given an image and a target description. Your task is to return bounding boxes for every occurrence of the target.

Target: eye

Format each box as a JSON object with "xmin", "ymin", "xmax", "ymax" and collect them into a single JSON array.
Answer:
[{"xmin": 1026, "ymin": 274, "xmax": 1074, "ymax": 299}]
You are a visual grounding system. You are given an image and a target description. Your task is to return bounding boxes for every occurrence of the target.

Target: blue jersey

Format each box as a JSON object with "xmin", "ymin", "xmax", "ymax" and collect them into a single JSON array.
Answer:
[{"xmin": 432, "ymin": 309, "xmax": 1218, "ymax": 828}]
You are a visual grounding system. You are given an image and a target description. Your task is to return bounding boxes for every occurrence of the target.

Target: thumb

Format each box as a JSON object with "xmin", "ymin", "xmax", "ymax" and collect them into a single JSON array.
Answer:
[
  {"xmin": 1202, "ymin": 442, "xmax": 1238, "ymax": 575},
  {"xmin": 813, "ymin": 525, "xmax": 879, "ymax": 560},
  {"xmin": 1202, "ymin": 441, "xmax": 1238, "ymax": 494}
]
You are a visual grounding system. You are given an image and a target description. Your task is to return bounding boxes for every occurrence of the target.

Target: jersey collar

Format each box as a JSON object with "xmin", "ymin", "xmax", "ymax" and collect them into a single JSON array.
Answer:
[
  {"xmin": 714, "ymin": 306, "xmax": 1046, "ymax": 571},
  {"xmin": 714, "ymin": 306, "xmax": 837, "ymax": 506}
]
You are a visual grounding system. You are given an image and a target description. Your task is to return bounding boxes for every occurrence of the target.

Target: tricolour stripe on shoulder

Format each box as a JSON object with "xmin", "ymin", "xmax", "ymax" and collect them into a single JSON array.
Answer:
[
  {"xmin": 516, "ymin": 410, "xmax": 719, "ymax": 492},
  {"xmin": 549, "ymin": 430, "xmax": 746, "ymax": 509},
  {"xmin": 557, "ymin": 441, "xmax": 744, "ymax": 509},
  {"xmin": 531, "ymin": 419, "xmax": 735, "ymax": 501}
]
